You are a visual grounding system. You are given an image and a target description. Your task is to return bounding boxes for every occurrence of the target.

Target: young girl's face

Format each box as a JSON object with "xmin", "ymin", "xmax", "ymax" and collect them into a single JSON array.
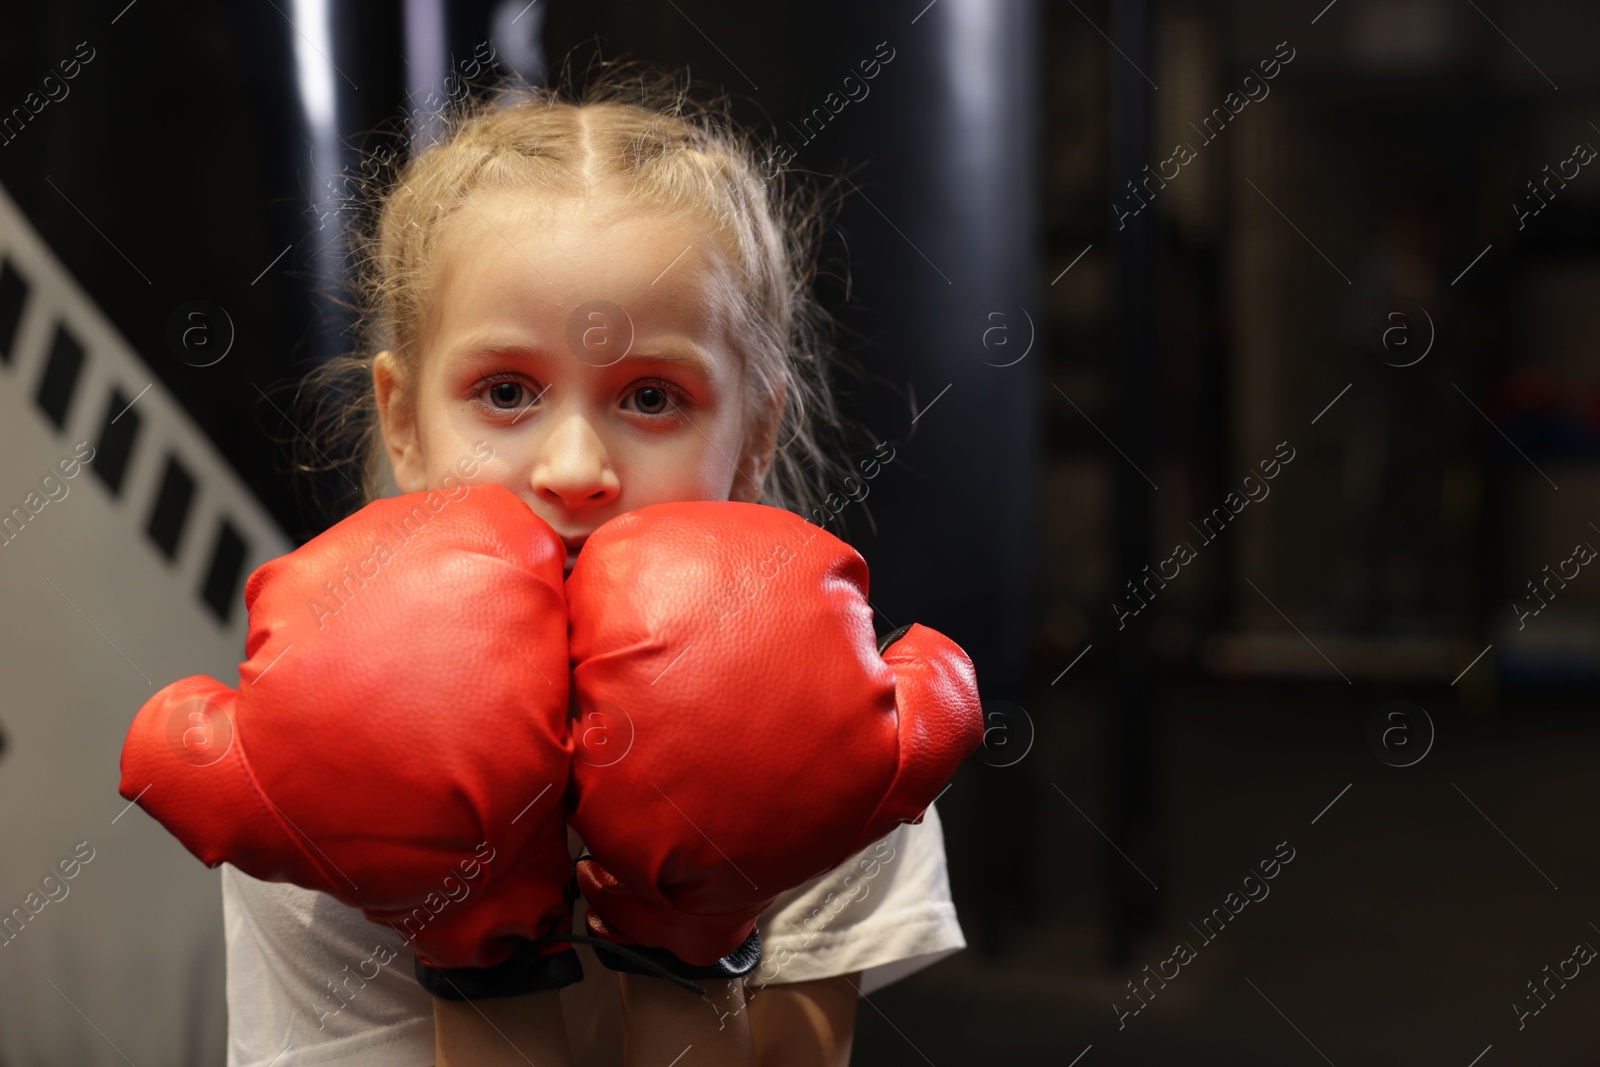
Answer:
[{"xmin": 375, "ymin": 188, "xmax": 775, "ymax": 576}]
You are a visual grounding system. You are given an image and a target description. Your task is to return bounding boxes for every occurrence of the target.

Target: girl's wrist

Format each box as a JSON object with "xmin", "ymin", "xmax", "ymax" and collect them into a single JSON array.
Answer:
[{"xmin": 617, "ymin": 973, "xmax": 757, "ymax": 1067}]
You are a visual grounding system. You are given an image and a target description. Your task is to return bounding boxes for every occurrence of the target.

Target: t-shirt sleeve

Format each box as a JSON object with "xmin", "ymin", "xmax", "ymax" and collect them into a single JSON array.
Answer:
[
  {"xmin": 220, "ymin": 864, "xmax": 436, "ymax": 1067},
  {"xmin": 747, "ymin": 802, "xmax": 965, "ymax": 997}
]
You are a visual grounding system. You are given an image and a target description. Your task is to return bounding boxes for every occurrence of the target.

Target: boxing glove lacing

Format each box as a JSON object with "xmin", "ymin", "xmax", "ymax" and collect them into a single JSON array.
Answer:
[{"xmin": 877, "ymin": 623, "xmax": 912, "ymax": 654}]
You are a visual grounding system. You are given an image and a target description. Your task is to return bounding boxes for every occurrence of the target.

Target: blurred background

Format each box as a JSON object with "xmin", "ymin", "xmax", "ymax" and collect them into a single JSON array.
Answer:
[{"xmin": 2, "ymin": 0, "xmax": 1599, "ymax": 1063}]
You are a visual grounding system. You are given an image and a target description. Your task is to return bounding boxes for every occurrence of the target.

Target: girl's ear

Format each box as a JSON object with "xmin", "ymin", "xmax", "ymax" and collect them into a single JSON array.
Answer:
[
  {"xmin": 372, "ymin": 351, "xmax": 427, "ymax": 493},
  {"xmin": 730, "ymin": 389, "xmax": 785, "ymax": 504}
]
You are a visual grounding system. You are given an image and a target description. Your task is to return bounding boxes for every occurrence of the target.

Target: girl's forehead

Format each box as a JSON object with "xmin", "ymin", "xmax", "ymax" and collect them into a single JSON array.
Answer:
[
  {"xmin": 426, "ymin": 187, "xmax": 737, "ymax": 292},
  {"xmin": 416, "ymin": 186, "xmax": 746, "ymax": 363},
  {"xmin": 446, "ymin": 186, "xmax": 722, "ymax": 246}
]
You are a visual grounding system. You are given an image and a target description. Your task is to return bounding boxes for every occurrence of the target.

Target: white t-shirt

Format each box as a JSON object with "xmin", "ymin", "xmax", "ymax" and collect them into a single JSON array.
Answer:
[{"xmin": 220, "ymin": 804, "xmax": 963, "ymax": 1067}]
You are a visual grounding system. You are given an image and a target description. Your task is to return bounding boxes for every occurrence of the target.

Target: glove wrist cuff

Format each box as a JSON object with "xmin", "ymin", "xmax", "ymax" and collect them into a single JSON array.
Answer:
[
  {"xmin": 586, "ymin": 927, "xmax": 762, "ymax": 983},
  {"xmin": 414, "ymin": 938, "xmax": 584, "ymax": 1000}
]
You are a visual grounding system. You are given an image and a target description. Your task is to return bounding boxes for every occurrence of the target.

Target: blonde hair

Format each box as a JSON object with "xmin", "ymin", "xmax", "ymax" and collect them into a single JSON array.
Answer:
[{"xmin": 296, "ymin": 68, "xmax": 856, "ymax": 519}]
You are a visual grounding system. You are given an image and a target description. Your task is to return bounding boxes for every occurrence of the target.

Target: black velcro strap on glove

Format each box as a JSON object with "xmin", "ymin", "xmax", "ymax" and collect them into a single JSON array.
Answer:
[
  {"xmin": 414, "ymin": 938, "xmax": 585, "ymax": 1001},
  {"xmin": 585, "ymin": 926, "xmax": 762, "ymax": 982}
]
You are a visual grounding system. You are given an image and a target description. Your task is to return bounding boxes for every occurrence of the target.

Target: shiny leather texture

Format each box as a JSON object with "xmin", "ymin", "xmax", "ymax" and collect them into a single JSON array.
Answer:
[
  {"xmin": 118, "ymin": 485, "xmax": 575, "ymax": 971},
  {"xmin": 565, "ymin": 501, "xmax": 983, "ymax": 967}
]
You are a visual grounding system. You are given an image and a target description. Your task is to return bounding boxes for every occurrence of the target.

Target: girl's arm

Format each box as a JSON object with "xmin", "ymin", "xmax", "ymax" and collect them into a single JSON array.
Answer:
[
  {"xmin": 432, "ymin": 974, "xmax": 758, "ymax": 1067},
  {"xmin": 618, "ymin": 973, "xmax": 757, "ymax": 1067},
  {"xmin": 748, "ymin": 973, "xmax": 860, "ymax": 1067},
  {"xmin": 433, "ymin": 990, "xmax": 573, "ymax": 1067}
]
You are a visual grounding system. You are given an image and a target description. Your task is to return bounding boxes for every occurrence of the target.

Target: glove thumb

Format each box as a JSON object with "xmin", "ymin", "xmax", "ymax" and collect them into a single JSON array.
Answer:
[
  {"xmin": 849, "ymin": 623, "xmax": 982, "ymax": 851},
  {"xmin": 119, "ymin": 675, "xmax": 335, "ymax": 892}
]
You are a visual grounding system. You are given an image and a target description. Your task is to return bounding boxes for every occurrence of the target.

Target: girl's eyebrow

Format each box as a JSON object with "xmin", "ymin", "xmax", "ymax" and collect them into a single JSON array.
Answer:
[
  {"xmin": 444, "ymin": 336, "xmax": 715, "ymax": 374},
  {"xmin": 443, "ymin": 339, "xmax": 548, "ymax": 369}
]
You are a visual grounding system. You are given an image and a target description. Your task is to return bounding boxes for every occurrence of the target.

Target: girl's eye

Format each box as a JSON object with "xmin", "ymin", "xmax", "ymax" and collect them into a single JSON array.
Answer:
[
  {"xmin": 627, "ymin": 382, "xmax": 685, "ymax": 418},
  {"xmin": 487, "ymin": 381, "xmax": 524, "ymax": 409},
  {"xmin": 634, "ymin": 386, "xmax": 669, "ymax": 414},
  {"xmin": 473, "ymin": 375, "xmax": 540, "ymax": 414}
]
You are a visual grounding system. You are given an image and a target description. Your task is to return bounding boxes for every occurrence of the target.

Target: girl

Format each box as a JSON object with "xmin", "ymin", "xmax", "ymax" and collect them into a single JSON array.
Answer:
[{"xmin": 232, "ymin": 71, "xmax": 967, "ymax": 1067}]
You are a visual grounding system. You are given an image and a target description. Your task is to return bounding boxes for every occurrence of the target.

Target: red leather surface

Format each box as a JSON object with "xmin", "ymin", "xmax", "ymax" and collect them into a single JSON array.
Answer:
[
  {"xmin": 566, "ymin": 501, "xmax": 983, "ymax": 966},
  {"xmin": 118, "ymin": 485, "xmax": 575, "ymax": 970}
]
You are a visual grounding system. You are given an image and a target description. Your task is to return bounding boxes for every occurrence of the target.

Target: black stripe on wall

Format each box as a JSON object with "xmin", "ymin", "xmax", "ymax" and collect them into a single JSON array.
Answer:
[
  {"xmin": 0, "ymin": 259, "xmax": 25, "ymax": 364},
  {"xmin": 147, "ymin": 453, "xmax": 195, "ymax": 561},
  {"xmin": 35, "ymin": 322, "xmax": 85, "ymax": 429},
  {"xmin": 200, "ymin": 519, "xmax": 247, "ymax": 625},
  {"xmin": 93, "ymin": 386, "xmax": 141, "ymax": 497}
]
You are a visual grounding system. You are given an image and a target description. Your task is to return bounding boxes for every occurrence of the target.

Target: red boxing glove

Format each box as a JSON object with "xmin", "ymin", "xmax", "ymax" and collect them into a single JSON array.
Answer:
[
  {"xmin": 118, "ymin": 485, "xmax": 579, "ymax": 995},
  {"xmin": 565, "ymin": 501, "xmax": 983, "ymax": 974}
]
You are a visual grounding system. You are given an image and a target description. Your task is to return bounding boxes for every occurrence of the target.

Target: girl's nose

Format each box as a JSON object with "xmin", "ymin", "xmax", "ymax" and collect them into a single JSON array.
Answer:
[{"xmin": 529, "ymin": 412, "xmax": 620, "ymax": 509}]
